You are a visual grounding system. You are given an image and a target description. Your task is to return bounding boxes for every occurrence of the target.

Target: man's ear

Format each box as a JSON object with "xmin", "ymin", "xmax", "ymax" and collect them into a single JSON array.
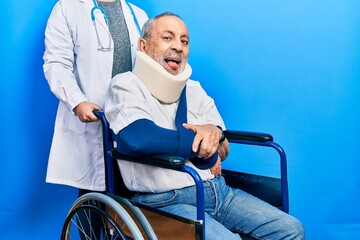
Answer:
[{"xmin": 138, "ymin": 38, "xmax": 148, "ymax": 52}]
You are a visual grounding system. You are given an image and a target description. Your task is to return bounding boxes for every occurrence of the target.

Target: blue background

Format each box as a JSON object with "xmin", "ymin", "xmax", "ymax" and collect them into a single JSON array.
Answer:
[{"xmin": 1, "ymin": 0, "xmax": 359, "ymax": 239}]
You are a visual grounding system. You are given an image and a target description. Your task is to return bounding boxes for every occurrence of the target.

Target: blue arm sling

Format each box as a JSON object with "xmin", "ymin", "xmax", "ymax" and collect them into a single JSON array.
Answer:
[{"xmin": 114, "ymin": 87, "xmax": 218, "ymax": 169}]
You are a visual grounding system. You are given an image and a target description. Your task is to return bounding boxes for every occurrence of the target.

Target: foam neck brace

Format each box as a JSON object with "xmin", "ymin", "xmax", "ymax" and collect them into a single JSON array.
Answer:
[{"xmin": 132, "ymin": 51, "xmax": 192, "ymax": 103}]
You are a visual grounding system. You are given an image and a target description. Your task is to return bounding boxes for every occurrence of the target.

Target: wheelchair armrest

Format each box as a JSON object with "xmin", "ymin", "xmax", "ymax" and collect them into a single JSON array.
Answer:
[
  {"xmin": 224, "ymin": 129, "xmax": 290, "ymax": 213},
  {"xmin": 111, "ymin": 149, "xmax": 185, "ymax": 170},
  {"xmin": 224, "ymin": 130, "xmax": 273, "ymax": 142}
]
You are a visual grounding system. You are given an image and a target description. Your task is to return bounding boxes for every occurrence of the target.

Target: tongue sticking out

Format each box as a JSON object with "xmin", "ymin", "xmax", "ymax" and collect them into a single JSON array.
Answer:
[{"xmin": 166, "ymin": 60, "xmax": 179, "ymax": 70}]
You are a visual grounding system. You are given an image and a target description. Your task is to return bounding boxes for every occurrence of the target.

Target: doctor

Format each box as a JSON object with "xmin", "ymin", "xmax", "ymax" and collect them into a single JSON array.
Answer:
[{"xmin": 43, "ymin": 0, "xmax": 148, "ymax": 195}]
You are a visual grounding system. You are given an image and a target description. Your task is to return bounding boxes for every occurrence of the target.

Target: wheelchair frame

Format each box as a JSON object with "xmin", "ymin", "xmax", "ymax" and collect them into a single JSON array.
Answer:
[{"xmin": 60, "ymin": 110, "xmax": 289, "ymax": 240}]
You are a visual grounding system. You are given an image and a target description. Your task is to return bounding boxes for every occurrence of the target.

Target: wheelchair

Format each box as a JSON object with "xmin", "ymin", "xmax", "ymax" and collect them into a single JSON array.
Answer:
[{"xmin": 60, "ymin": 110, "xmax": 289, "ymax": 240}]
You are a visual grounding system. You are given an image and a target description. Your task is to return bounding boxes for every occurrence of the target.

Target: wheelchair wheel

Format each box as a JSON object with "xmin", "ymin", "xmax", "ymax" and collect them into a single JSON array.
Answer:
[{"xmin": 61, "ymin": 192, "xmax": 145, "ymax": 240}]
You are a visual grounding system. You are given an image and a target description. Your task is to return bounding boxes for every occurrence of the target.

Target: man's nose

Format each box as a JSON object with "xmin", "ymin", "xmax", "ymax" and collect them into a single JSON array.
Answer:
[{"xmin": 171, "ymin": 40, "xmax": 183, "ymax": 52}]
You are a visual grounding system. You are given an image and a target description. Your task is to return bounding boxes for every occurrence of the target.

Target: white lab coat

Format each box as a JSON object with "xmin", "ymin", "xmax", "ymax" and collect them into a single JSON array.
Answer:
[{"xmin": 43, "ymin": 0, "xmax": 148, "ymax": 191}]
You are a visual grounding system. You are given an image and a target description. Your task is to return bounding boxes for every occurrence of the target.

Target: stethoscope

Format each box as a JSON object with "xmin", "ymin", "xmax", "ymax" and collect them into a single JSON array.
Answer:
[{"xmin": 91, "ymin": 0, "xmax": 142, "ymax": 51}]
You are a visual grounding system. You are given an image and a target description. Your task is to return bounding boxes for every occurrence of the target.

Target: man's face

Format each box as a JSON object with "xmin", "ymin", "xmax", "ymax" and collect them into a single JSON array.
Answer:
[{"xmin": 140, "ymin": 16, "xmax": 189, "ymax": 76}]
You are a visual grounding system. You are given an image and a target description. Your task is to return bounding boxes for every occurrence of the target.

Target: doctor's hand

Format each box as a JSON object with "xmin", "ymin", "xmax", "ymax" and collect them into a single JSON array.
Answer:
[
  {"xmin": 73, "ymin": 101, "xmax": 101, "ymax": 123},
  {"xmin": 182, "ymin": 123, "xmax": 222, "ymax": 159}
]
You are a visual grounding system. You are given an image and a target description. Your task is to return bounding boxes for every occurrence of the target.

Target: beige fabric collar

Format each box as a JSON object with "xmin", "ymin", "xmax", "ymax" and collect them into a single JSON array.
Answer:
[{"xmin": 132, "ymin": 51, "xmax": 192, "ymax": 103}]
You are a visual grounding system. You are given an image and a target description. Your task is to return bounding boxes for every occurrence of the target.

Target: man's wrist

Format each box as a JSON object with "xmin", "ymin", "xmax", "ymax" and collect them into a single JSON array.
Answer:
[{"xmin": 216, "ymin": 125, "xmax": 225, "ymax": 143}]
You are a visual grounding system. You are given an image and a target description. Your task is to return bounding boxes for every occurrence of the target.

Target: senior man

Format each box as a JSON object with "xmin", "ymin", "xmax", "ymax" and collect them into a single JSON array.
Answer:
[{"xmin": 105, "ymin": 12, "xmax": 305, "ymax": 240}]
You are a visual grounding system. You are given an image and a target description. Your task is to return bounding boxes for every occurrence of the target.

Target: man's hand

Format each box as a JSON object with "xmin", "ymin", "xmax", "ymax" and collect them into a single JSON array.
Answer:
[
  {"xmin": 218, "ymin": 139, "xmax": 230, "ymax": 161},
  {"xmin": 73, "ymin": 101, "xmax": 101, "ymax": 122},
  {"xmin": 182, "ymin": 123, "xmax": 222, "ymax": 159},
  {"xmin": 210, "ymin": 155, "xmax": 222, "ymax": 177}
]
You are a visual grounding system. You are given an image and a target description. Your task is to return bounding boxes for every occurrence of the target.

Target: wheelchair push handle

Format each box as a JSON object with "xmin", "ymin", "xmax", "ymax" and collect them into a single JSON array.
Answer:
[
  {"xmin": 93, "ymin": 109, "xmax": 104, "ymax": 119},
  {"xmin": 93, "ymin": 109, "xmax": 110, "ymax": 129}
]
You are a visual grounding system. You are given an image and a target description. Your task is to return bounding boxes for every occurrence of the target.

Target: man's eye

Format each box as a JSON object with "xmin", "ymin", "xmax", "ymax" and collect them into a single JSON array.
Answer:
[
  {"xmin": 163, "ymin": 36, "xmax": 171, "ymax": 40},
  {"xmin": 181, "ymin": 39, "xmax": 189, "ymax": 45}
]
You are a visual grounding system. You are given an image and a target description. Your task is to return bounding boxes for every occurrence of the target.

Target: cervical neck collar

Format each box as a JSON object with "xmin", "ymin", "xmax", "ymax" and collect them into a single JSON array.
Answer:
[{"xmin": 132, "ymin": 51, "xmax": 192, "ymax": 103}]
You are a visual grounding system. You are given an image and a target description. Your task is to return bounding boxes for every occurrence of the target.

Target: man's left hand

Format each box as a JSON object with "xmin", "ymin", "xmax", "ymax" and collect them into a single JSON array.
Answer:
[{"xmin": 182, "ymin": 123, "xmax": 222, "ymax": 159}]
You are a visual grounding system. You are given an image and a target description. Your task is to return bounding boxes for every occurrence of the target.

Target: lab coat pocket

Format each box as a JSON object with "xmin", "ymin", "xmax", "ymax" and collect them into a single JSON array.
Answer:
[{"xmin": 57, "ymin": 104, "xmax": 86, "ymax": 134}]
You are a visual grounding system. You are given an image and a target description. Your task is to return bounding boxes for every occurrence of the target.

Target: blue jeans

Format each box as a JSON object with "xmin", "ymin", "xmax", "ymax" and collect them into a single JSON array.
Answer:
[{"xmin": 132, "ymin": 176, "xmax": 304, "ymax": 240}]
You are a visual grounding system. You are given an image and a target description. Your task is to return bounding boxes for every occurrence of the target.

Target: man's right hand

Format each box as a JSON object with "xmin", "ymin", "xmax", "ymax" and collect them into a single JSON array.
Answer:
[
  {"xmin": 210, "ymin": 155, "xmax": 222, "ymax": 177},
  {"xmin": 73, "ymin": 101, "xmax": 101, "ymax": 122}
]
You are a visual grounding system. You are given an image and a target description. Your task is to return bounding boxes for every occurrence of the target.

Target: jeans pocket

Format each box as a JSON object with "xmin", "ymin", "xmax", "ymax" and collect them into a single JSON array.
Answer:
[{"xmin": 132, "ymin": 190, "xmax": 178, "ymax": 208}]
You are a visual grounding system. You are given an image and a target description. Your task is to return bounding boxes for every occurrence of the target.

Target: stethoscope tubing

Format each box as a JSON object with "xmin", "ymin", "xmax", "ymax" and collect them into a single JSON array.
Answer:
[{"xmin": 91, "ymin": 0, "xmax": 141, "ymax": 34}]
